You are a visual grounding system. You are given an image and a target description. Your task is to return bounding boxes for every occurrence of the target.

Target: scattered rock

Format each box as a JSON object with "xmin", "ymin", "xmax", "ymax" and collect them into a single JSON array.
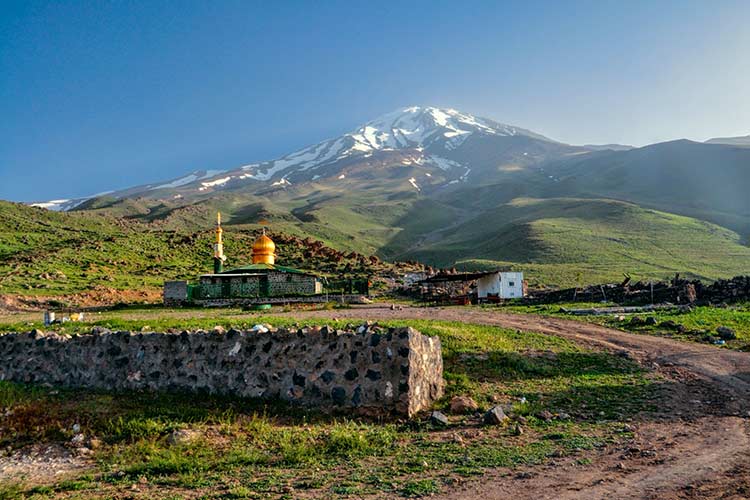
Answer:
[
  {"xmin": 450, "ymin": 395, "xmax": 479, "ymax": 414},
  {"xmin": 645, "ymin": 317, "xmax": 658, "ymax": 326},
  {"xmin": 212, "ymin": 325, "xmax": 226, "ymax": 335},
  {"xmin": 629, "ymin": 316, "xmax": 645, "ymax": 326},
  {"xmin": 716, "ymin": 326, "xmax": 736, "ymax": 340},
  {"xmin": 167, "ymin": 428, "xmax": 202, "ymax": 446},
  {"xmin": 659, "ymin": 320, "xmax": 678, "ymax": 329},
  {"xmin": 512, "ymin": 423, "xmax": 524, "ymax": 435},
  {"xmin": 537, "ymin": 410, "xmax": 554, "ymax": 422},
  {"xmin": 430, "ymin": 411, "xmax": 449, "ymax": 427},
  {"xmin": 557, "ymin": 412, "xmax": 571, "ymax": 420},
  {"xmin": 483, "ymin": 405, "xmax": 507, "ymax": 425}
]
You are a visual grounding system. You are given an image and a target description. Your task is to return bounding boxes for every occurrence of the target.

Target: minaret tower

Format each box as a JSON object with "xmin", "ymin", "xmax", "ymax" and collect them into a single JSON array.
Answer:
[{"xmin": 213, "ymin": 212, "xmax": 227, "ymax": 273}]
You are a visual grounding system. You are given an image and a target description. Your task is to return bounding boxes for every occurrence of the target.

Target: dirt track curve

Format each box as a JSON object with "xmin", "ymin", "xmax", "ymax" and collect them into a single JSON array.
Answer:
[{"xmin": 281, "ymin": 305, "xmax": 750, "ymax": 500}]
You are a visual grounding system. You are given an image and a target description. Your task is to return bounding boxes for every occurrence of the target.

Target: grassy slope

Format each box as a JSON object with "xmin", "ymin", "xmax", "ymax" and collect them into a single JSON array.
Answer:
[
  {"xmin": 544, "ymin": 140, "xmax": 750, "ymax": 239},
  {"xmin": 4, "ymin": 186, "xmax": 750, "ymax": 295},
  {"xmin": 405, "ymin": 198, "xmax": 750, "ymax": 287},
  {"xmin": 0, "ymin": 314, "xmax": 654, "ymax": 498},
  {"xmin": 0, "ymin": 201, "xmax": 398, "ymax": 298}
]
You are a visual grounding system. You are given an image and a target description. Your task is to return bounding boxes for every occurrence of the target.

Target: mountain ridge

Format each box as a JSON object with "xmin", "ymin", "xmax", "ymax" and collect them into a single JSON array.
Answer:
[{"xmin": 30, "ymin": 106, "xmax": 611, "ymax": 209}]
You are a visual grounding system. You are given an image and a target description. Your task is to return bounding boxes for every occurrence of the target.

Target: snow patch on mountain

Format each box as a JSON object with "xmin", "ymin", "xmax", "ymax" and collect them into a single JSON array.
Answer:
[
  {"xmin": 31, "ymin": 199, "xmax": 87, "ymax": 211},
  {"xmin": 427, "ymin": 156, "xmax": 462, "ymax": 171},
  {"xmin": 240, "ymin": 106, "xmax": 532, "ymax": 181},
  {"xmin": 151, "ymin": 174, "xmax": 199, "ymax": 190},
  {"xmin": 198, "ymin": 176, "xmax": 232, "ymax": 191}
]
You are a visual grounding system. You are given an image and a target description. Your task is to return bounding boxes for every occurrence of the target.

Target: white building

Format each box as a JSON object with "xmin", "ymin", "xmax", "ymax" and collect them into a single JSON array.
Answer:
[{"xmin": 477, "ymin": 271, "xmax": 525, "ymax": 299}]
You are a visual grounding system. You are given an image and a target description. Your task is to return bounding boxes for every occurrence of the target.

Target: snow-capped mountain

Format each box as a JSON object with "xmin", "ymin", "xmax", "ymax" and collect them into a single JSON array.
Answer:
[
  {"xmin": 235, "ymin": 106, "xmax": 555, "ymax": 182},
  {"xmin": 33, "ymin": 106, "xmax": 583, "ymax": 209}
]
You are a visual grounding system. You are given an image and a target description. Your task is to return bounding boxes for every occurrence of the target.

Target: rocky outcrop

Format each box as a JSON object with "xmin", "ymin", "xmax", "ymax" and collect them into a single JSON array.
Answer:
[{"xmin": 0, "ymin": 325, "xmax": 443, "ymax": 417}]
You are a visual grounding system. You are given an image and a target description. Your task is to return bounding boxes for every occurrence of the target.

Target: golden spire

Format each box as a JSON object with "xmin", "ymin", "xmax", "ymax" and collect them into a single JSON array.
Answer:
[
  {"xmin": 251, "ymin": 227, "xmax": 276, "ymax": 265},
  {"xmin": 213, "ymin": 212, "xmax": 226, "ymax": 272}
]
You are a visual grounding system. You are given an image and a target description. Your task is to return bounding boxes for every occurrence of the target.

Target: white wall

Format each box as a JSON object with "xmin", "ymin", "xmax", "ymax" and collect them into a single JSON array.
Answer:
[
  {"xmin": 499, "ymin": 272, "xmax": 524, "ymax": 298},
  {"xmin": 477, "ymin": 273, "xmax": 501, "ymax": 298},
  {"xmin": 477, "ymin": 272, "xmax": 525, "ymax": 299}
]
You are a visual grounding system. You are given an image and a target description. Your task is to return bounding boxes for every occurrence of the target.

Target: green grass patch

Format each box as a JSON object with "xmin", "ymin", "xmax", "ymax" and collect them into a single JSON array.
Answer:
[{"xmin": 0, "ymin": 315, "xmax": 658, "ymax": 498}]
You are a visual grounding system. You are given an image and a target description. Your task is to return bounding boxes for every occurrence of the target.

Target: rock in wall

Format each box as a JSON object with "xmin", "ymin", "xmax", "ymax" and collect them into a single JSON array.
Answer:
[{"xmin": 0, "ymin": 326, "xmax": 443, "ymax": 417}]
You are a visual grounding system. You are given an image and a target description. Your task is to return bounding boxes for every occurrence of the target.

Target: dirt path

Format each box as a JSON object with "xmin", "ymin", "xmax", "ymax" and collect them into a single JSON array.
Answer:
[{"xmin": 280, "ymin": 305, "xmax": 750, "ymax": 499}]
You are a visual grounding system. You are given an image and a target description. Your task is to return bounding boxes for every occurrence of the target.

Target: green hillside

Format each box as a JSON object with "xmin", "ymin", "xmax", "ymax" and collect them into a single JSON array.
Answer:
[
  {"xmin": 3, "ymin": 186, "xmax": 749, "ymax": 302},
  {"xmin": 401, "ymin": 198, "xmax": 750, "ymax": 287},
  {"xmin": 545, "ymin": 140, "xmax": 750, "ymax": 239},
  {"xmin": 0, "ymin": 201, "xmax": 401, "ymax": 301}
]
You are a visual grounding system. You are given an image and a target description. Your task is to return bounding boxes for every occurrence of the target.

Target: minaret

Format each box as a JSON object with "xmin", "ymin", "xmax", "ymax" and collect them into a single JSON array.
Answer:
[{"xmin": 213, "ymin": 212, "xmax": 226, "ymax": 273}]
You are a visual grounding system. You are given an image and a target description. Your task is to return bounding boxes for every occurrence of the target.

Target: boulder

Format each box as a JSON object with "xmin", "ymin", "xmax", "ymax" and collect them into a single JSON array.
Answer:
[
  {"xmin": 536, "ymin": 410, "xmax": 554, "ymax": 422},
  {"xmin": 659, "ymin": 320, "xmax": 678, "ymax": 329},
  {"xmin": 168, "ymin": 428, "xmax": 202, "ymax": 446},
  {"xmin": 629, "ymin": 316, "xmax": 645, "ymax": 326},
  {"xmin": 644, "ymin": 317, "xmax": 658, "ymax": 326},
  {"xmin": 716, "ymin": 326, "xmax": 737, "ymax": 340},
  {"xmin": 483, "ymin": 405, "xmax": 508, "ymax": 425},
  {"xmin": 429, "ymin": 411, "xmax": 449, "ymax": 427},
  {"xmin": 450, "ymin": 395, "xmax": 479, "ymax": 414}
]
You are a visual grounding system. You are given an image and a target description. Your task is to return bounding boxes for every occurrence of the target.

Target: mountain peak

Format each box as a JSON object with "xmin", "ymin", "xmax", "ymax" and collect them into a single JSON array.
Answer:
[
  {"xmin": 33, "ymin": 106, "xmax": 564, "ymax": 208},
  {"xmin": 354, "ymin": 106, "xmax": 516, "ymax": 151}
]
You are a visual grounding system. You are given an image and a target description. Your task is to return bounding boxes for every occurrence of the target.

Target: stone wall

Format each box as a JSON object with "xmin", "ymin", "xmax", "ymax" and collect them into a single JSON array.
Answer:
[
  {"xmin": 267, "ymin": 272, "xmax": 319, "ymax": 296},
  {"xmin": 163, "ymin": 280, "xmax": 188, "ymax": 305},
  {"xmin": 0, "ymin": 325, "xmax": 443, "ymax": 417}
]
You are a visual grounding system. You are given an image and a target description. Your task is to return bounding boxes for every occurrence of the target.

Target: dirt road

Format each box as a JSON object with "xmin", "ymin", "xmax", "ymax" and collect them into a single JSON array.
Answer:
[{"xmin": 281, "ymin": 305, "xmax": 750, "ymax": 499}]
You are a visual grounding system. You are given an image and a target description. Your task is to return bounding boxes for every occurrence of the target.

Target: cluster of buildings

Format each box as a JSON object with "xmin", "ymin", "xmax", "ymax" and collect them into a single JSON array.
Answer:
[
  {"xmin": 163, "ymin": 213, "xmax": 525, "ymax": 306},
  {"xmin": 164, "ymin": 214, "xmax": 363, "ymax": 306}
]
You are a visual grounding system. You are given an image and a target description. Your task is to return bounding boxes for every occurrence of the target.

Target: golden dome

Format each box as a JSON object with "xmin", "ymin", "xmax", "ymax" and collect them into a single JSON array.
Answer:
[{"xmin": 252, "ymin": 231, "xmax": 276, "ymax": 264}]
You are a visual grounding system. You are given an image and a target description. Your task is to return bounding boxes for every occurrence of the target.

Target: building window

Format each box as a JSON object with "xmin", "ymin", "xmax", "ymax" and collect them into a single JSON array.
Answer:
[{"xmin": 509, "ymin": 281, "xmax": 515, "ymax": 287}]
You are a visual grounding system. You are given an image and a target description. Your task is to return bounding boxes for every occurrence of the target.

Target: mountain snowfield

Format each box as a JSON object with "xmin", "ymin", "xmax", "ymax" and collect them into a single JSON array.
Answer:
[{"xmin": 33, "ymin": 106, "xmax": 565, "ymax": 209}]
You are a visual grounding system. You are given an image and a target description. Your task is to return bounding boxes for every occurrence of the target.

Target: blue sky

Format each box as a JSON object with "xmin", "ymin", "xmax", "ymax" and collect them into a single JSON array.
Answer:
[{"xmin": 1, "ymin": 0, "xmax": 749, "ymax": 201}]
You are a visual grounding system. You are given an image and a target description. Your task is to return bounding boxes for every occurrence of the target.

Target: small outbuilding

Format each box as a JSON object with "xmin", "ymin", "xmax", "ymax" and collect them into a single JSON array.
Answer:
[
  {"xmin": 419, "ymin": 270, "xmax": 526, "ymax": 304},
  {"xmin": 476, "ymin": 271, "xmax": 525, "ymax": 300}
]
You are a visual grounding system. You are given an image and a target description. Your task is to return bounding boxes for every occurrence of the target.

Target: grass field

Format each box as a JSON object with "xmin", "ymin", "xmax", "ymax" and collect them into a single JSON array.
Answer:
[{"xmin": 0, "ymin": 313, "xmax": 656, "ymax": 499}]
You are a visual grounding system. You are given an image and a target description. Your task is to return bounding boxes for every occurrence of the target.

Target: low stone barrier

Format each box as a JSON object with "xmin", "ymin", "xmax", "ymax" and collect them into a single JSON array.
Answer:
[{"xmin": 0, "ymin": 325, "xmax": 443, "ymax": 417}]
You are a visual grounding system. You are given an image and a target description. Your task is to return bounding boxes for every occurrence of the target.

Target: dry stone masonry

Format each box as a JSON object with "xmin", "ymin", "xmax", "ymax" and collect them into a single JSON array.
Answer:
[
  {"xmin": 525, "ymin": 274, "xmax": 750, "ymax": 306},
  {"xmin": 0, "ymin": 325, "xmax": 443, "ymax": 417}
]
